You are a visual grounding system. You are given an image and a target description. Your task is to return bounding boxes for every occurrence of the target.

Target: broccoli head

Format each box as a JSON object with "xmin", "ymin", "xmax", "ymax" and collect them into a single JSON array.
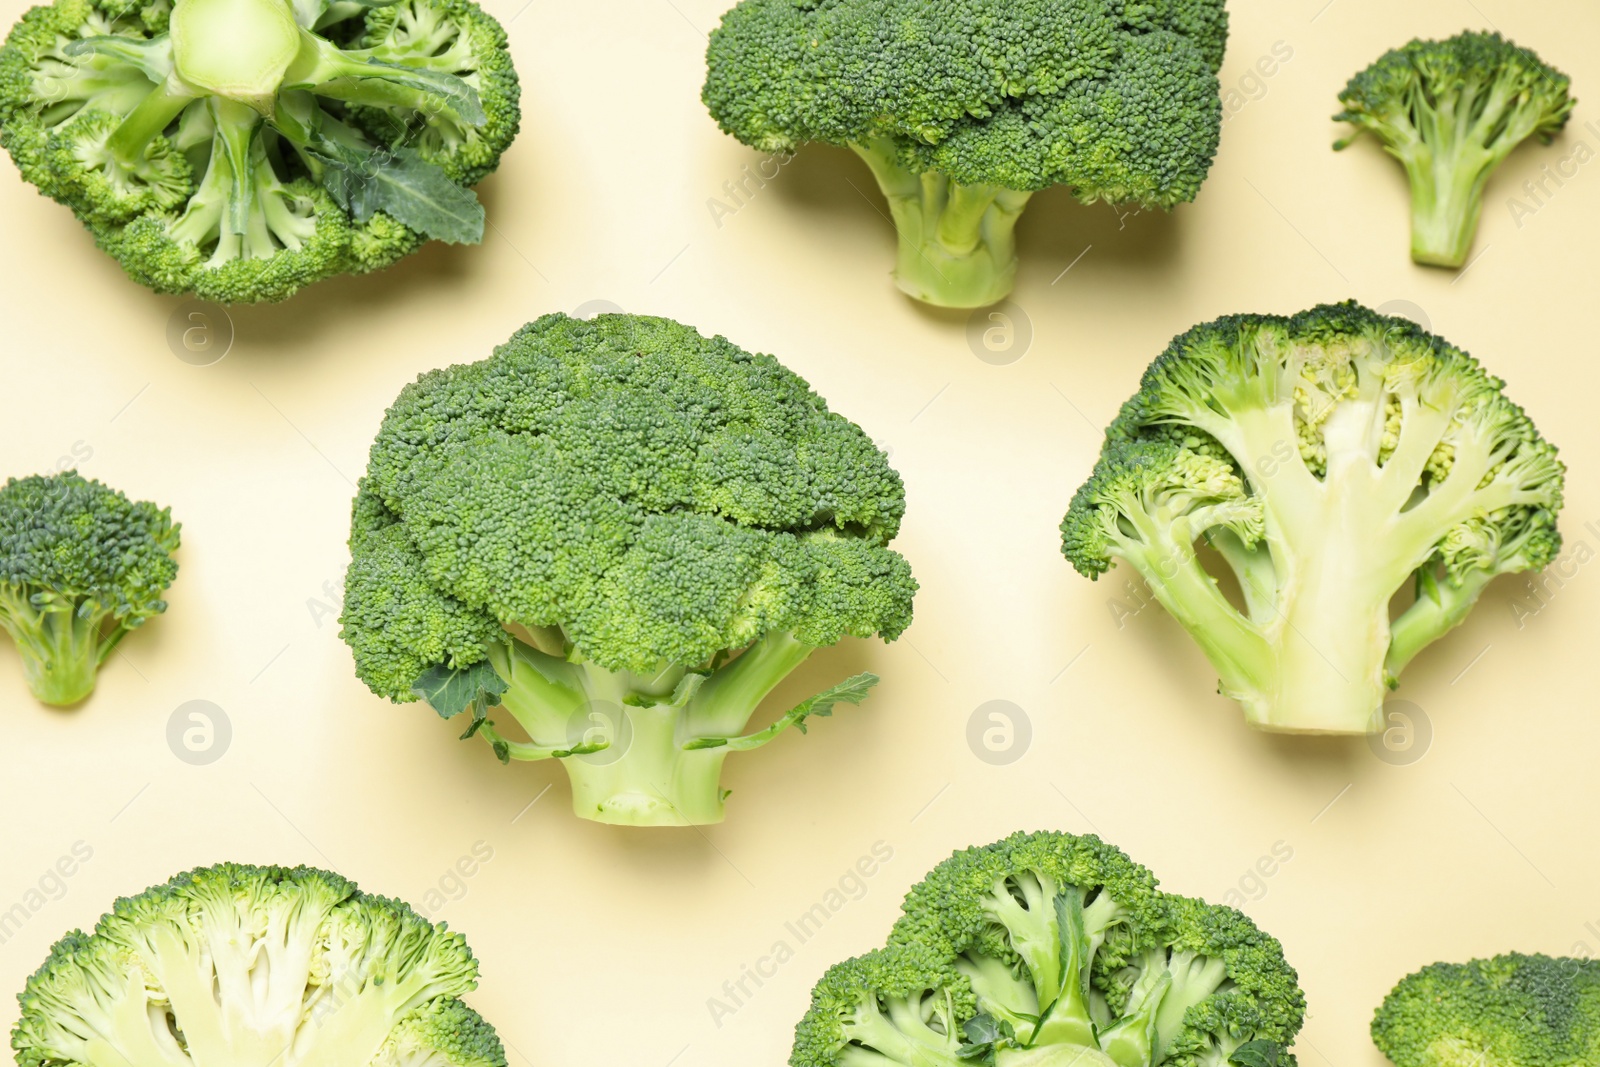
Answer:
[
  {"xmin": 0, "ymin": 470, "xmax": 179, "ymax": 706},
  {"xmin": 792, "ymin": 830, "xmax": 1304, "ymax": 1067},
  {"xmin": 11, "ymin": 862, "xmax": 506, "ymax": 1067},
  {"xmin": 340, "ymin": 312, "xmax": 918, "ymax": 827},
  {"xmin": 0, "ymin": 0, "xmax": 520, "ymax": 302},
  {"xmin": 1372, "ymin": 953, "xmax": 1600, "ymax": 1067},
  {"xmin": 702, "ymin": 0, "xmax": 1229, "ymax": 309},
  {"xmin": 1061, "ymin": 302, "xmax": 1563, "ymax": 735},
  {"xmin": 1334, "ymin": 31, "xmax": 1574, "ymax": 268}
]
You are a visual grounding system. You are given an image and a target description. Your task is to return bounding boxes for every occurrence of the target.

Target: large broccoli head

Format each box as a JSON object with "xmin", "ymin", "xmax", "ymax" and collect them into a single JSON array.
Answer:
[
  {"xmin": 703, "ymin": 0, "xmax": 1229, "ymax": 308},
  {"xmin": 0, "ymin": 0, "xmax": 520, "ymax": 302},
  {"xmin": 792, "ymin": 830, "xmax": 1304, "ymax": 1067},
  {"xmin": 0, "ymin": 469, "xmax": 179, "ymax": 706},
  {"xmin": 1334, "ymin": 31, "xmax": 1574, "ymax": 268},
  {"xmin": 341, "ymin": 313, "xmax": 917, "ymax": 826},
  {"xmin": 11, "ymin": 862, "xmax": 507, "ymax": 1067},
  {"xmin": 1061, "ymin": 301, "xmax": 1563, "ymax": 736},
  {"xmin": 1372, "ymin": 954, "xmax": 1600, "ymax": 1067}
]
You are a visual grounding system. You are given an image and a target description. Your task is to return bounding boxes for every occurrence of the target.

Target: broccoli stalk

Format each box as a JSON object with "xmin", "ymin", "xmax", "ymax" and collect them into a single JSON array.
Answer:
[
  {"xmin": 341, "ymin": 313, "xmax": 917, "ymax": 827},
  {"xmin": 0, "ymin": 587, "xmax": 121, "ymax": 706},
  {"xmin": 792, "ymin": 831, "xmax": 1305, "ymax": 1067},
  {"xmin": 0, "ymin": 471, "xmax": 179, "ymax": 707},
  {"xmin": 11, "ymin": 863, "xmax": 508, "ymax": 1067},
  {"xmin": 1062, "ymin": 303, "xmax": 1563, "ymax": 735},
  {"xmin": 426, "ymin": 629, "xmax": 874, "ymax": 826},
  {"xmin": 851, "ymin": 140, "xmax": 1034, "ymax": 309},
  {"xmin": 1334, "ymin": 31, "xmax": 1574, "ymax": 269}
]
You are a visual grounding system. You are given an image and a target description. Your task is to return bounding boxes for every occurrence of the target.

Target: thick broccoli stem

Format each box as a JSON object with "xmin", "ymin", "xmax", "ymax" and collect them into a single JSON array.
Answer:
[
  {"xmin": 851, "ymin": 140, "xmax": 1032, "ymax": 309},
  {"xmin": 1403, "ymin": 146, "xmax": 1492, "ymax": 268},
  {"xmin": 561, "ymin": 704, "xmax": 733, "ymax": 826},
  {"xmin": 169, "ymin": 0, "xmax": 302, "ymax": 113},
  {"xmin": 489, "ymin": 631, "xmax": 814, "ymax": 825},
  {"xmin": 0, "ymin": 590, "xmax": 107, "ymax": 706},
  {"xmin": 1388, "ymin": 75, "xmax": 1547, "ymax": 268}
]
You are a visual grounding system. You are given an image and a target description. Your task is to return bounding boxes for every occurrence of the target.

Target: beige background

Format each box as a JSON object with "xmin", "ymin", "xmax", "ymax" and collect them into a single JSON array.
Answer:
[{"xmin": 0, "ymin": 0, "xmax": 1597, "ymax": 1064}]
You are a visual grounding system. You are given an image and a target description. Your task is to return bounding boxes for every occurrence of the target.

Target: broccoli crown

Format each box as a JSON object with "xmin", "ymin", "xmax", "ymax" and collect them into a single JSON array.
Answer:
[
  {"xmin": 1336, "ymin": 31, "xmax": 1573, "ymax": 150},
  {"xmin": 0, "ymin": 470, "xmax": 179, "ymax": 705},
  {"xmin": 0, "ymin": 0, "xmax": 519, "ymax": 302},
  {"xmin": 0, "ymin": 470, "xmax": 178, "ymax": 623},
  {"xmin": 343, "ymin": 312, "xmax": 916, "ymax": 697},
  {"xmin": 792, "ymin": 830, "xmax": 1304, "ymax": 1067},
  {"xmin": 1372, "ymin": 954, "xmax": 1600, "ymax": 1067},
  {"xmin": 11, "ymin": 862, "xmax": 506, "ymax": 1067},
  {"xmin": 703, "ymin": 0, "xmax": 1228, "ymax": 205},
  {"xmin": 1059, "ymin": 302, "xmax": 1563, "ymax": 734}
]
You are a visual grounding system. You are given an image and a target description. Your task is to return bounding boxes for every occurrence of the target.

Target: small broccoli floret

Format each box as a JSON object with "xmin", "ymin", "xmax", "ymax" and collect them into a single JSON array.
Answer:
[
  {"xmin": 1334, "ymin": 31, "xmax": 1575, "ymax": 268},
  {"xmin": 791, "ymin": 831, "xmax": 1304, "ymax": 1067},
  {"xmin": 340, "ymin": 313, "xmax": 918, "ymax": 827},
  {"xmin": 10, "ymin": 862, "xmax": 507, "ymax": 1067},
  {"xmin": 0, "ymin": 0, "xmax": 520, "ymax": 302},
  {"xmin": 1372, "ymin": 954, "xmax": 1600, "ymax": 1067},
  {"xmin": 703, "ymin": 0, "xmax": 1229, "ymax": 308},
  {"xmin": 0, "ymin": 470, "xmax": 179, "ymax": 706},
  {"xmin": 1061, "ymin": 302, "xmax": 1564, "ymax": 735}
]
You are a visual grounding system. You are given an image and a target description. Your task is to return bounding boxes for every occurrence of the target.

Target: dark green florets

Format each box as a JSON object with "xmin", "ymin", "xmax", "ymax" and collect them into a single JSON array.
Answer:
[
  {"xmin": 12, "ymin": 862, "xmax": 506, "ymax": 1067},
  {"xmin": 1371, "ymin": 954, "xmax": 1600, "ymax": 1067},
  {"xmin": 704, "ymin": 0, "xmax": 1228, "ymax": 204},
  {"xmin": 345, "ymin": 312, "xmax": 915, "ymax": 696},
  {"xmin": 0, "ymin": 470, "xmax": 178, "ymax": 705},
  {"xmin": 791, "ymin": 830, "xmax": 1304, "ymax": 1067},
  {"xmin": 0, "ymin": 0, "xmax": 520, "ymax": 302}
]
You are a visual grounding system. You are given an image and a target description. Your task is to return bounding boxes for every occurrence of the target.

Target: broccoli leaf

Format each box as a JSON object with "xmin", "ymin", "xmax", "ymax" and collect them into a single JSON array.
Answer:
[
  {"xmin": 309, "ymin": 138, "xmax": 485, "ymax": 244},
  {"xmin": 411, "ymin": 661, "xmax": 509, "ymax": 737},
  {"xmin": 1229, "ymin": 1039, "xmax": 1285, "ymax": 1067},
  {"xmin": 683, "ymin": 672, "xmax": 878, "ymax": 751}
]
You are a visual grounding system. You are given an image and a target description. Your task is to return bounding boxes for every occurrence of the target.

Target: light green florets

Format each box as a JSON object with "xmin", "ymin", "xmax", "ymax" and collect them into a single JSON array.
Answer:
[{"xmin": 11, "ymin": 863, "xmax": 506, "ymax": 1067}]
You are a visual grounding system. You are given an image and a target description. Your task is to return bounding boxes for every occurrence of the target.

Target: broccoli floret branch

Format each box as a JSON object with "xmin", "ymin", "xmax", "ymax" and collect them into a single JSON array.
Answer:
[
  {"xmin": 1334, "ymin": 31, "xmax": 1575, "ymax": 268},
  {"xmin": 0, "ymin": 470, "xmax": 179, "ymax": 706}
]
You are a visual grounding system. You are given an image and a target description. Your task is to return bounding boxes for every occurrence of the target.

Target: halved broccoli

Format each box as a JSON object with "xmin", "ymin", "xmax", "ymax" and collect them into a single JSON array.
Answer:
[
  {"xmin": 702, "ymin": 0, "xmax": 1229, "ymax": 309},
  {"xmin": 1334, "ymin": 31, "xmax": 1575, "ymax": 268},
  {"xmin": 0, "ymin": 0, "xmax": 520, "ymax": 302},
  {"xmin": 1372, "ymin": 953, "xmax": 1600, "ymax": 1067},
  {"xmin": 1061, "ymin": 302, "xmax": 1563, "ymax": 735},
  {"xmin": 340, "ymin": 313, "xmax": 918, "ymax": 827},
  {"xmin": 0, "ymin": 470, "xmax": 179, "ymax": 706},
  {"xmin": 10, "ymin": 862, "xmax": 506, "ymax": 1067},
  {"xmin": 792, "ymin": 830, "xmax": 1304, "ymax": 1067}
]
